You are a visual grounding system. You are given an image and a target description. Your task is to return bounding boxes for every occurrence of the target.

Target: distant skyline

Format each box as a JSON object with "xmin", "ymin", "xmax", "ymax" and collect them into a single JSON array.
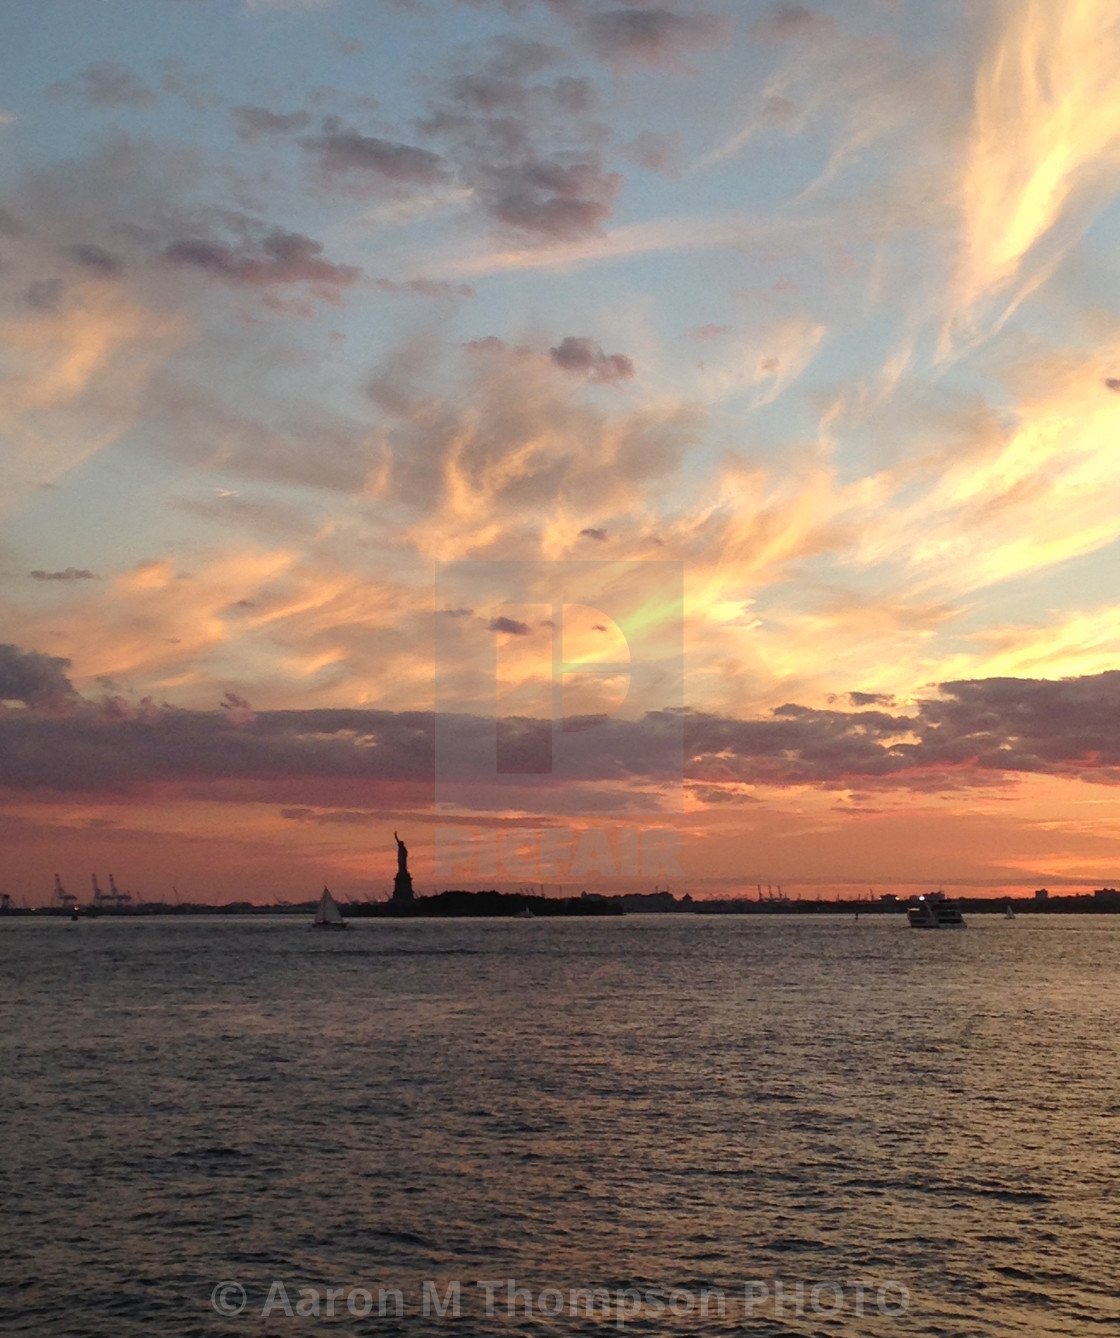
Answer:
[{"xmin": 5, "ymin": 0, "xmax": 1120, "ymax": 903}]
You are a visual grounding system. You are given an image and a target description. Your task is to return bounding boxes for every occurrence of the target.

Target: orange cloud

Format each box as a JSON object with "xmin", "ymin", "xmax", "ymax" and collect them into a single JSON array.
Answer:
[{"xmin": 950, "ymin": 0, "xmax": 1120, "ymax": 337}]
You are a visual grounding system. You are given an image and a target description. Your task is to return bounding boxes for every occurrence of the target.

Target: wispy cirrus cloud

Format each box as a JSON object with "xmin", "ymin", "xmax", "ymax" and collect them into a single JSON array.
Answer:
[{"xmin": 950, "ymin": 0, "xmax": 1120, "ymax": 339}]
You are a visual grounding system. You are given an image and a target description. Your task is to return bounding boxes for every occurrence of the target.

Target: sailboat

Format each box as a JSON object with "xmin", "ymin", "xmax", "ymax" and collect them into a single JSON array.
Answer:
[{"xmin": 311, "ymin": 886, "xmax": 350, "ymax": 930}]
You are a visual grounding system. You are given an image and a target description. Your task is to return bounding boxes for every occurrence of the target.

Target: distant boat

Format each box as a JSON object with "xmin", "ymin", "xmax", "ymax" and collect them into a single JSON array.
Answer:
[
  {"xmin": 1005, "ymin": 903, "xmax": 1016, "ymax": 920},
  {"xmin": 311, "ymin": 887, "xmax": 349, "ymax": 930},
  {"xmin": 908, "ymin": 891, "xmax": 965, "ymax": 929}
]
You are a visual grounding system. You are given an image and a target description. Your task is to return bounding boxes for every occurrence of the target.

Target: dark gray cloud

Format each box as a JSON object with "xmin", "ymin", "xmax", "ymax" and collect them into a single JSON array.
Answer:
[
  {"xmin": 301, "ymin": 127, "xmax": 446, "ymax": 183},
  {"xmin": 13, "ymin": 140, "xmax": 354, "ymax": 297},
  {"xmin": 280, "ymin": 806, "xmax": 378, "ymax": 825},
  {"xmin": 64, "ymin": 243, "xmax": 124, "ymax": 276},
  {"xmin": 8, "ymin": 638, "xmax": 1120, "ymax": 796},
  {"xmin": 689, "ymin": 323, "xmax": 731, "ymax": 341},
  {"xmin": 376, "ymin": 276, "xmax": 475, "ymax": 298},
  {"xmin": 24, "ymin": 279, "xmax": 64, "ymax": 311},
  {"xmin": 437, "ymin": 42, "xmax": 595, "ymax": 120},
  {"xmin": 478, "ymin": 155, "xmax": 620, "ymax": 239},
  {"xmin": 550, "ymin": 336, "xmax": 635, "ymax": 382},
  {"xmin": 582, "ymin": 7, "xmax": 729, "ymax": 67},
  {"xmin": 690, "ymin": 784, "xmax": 759, "ymax": 804},
  {"xmin": 847, "ymin": 691, "xmax": 893, "ymax": 707},
  {"xmin": 457, "ymin": 0, "xmax": 732, "ymax": 72},
  {"xmin": 444, "ymin": 72, "xmax": 539, "ymax": 116},
  {"xmin": 163, "ymin": 227, "xmax": 360, "ymax": 289},
  {"xmin": 484, "ymin": 35, "xmax": 563, "ymax": 79},
  {"xmin": 29, "ymin": 568, "xmax": 98, "ymax": 582},
  {"xmin": 0, "ymin": 705, "xmax": 436, "ymax": 792},
  {"xmin": 917, "ymin": 674, "xmax": 1120, "ymax": 776},
  {"xmin": 464, "ymin": 333, "xmax": 633, "ymax": 378},
  {"xmin": 750, "ymin": 1, "xmax": 836, "ymax": 44},
  {"xmin": 0, "ymin": 645, "xmax": 81, "ymax": 712},
  {"xmin": 622, "ymin": 130, "xmax": 686, "ymax": 176},
  {"xmin": 231, "ymin": 105, "xmax": 313, "ymax": 142},
  {"xmin": 684, "ymin": 703, "xmax": 919, "ymax": 787},
  {"xmin": 688, "ymin": 673, "xmax": 1120, "ymax": 786},
  {"xmin": 417, "ymin": 33, "xmax": 613, "ymax": 240},
  {"xmin": 50, "ymin": 61, "xmax": 160, "ymax": 107},
  {"xmin": 465, "ymin": 335, "xmax": 512, "ymax": 355}
]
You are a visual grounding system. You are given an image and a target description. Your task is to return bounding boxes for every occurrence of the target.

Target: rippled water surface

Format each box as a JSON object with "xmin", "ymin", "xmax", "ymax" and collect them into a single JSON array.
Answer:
[{"xmin": 3, "ymin": 914, "xmax": 1119, "ymax": 1336}]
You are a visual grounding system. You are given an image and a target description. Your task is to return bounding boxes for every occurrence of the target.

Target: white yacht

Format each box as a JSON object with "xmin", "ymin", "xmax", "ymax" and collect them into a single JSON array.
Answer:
[{"xmin": 908, "ymin": 891, "xmax": 965, "ymax": 928}]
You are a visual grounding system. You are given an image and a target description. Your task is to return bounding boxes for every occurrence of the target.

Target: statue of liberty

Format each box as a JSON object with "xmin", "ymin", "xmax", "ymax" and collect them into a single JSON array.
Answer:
[{"xmin": 392, "ymin": 831, "xmax": 414, "ymax": 905}]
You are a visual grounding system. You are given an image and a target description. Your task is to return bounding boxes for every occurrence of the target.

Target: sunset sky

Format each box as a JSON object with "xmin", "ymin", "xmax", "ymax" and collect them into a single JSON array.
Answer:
[{"xmin": 4, "ymin": 0, "xmax": 1120, "ymax": 903}]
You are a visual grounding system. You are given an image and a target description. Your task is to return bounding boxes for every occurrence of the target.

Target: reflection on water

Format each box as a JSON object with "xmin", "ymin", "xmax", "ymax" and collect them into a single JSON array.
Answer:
[{"xmin": 2, "ymin": 915, "xmax": 1118, "ymax": 1335}]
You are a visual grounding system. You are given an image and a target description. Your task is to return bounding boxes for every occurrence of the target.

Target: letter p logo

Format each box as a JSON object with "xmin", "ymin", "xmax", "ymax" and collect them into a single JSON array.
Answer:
[{"xmin": 435, "ymin": 561, "xmax": 683, "ymax": 815}]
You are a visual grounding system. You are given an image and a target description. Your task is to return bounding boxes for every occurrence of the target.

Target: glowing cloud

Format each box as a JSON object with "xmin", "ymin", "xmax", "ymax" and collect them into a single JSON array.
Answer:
[{"xmin": 953, "ymin": 0, "xmax": 1120, "ymax": 332}]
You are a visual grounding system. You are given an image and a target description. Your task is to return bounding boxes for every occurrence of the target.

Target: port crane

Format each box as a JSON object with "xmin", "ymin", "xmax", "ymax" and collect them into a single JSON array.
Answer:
[
  {"xmin": 91, "ymin": 873, "xmax": 132, "ymax": 909},
  {"xmin": 53, "ymin": 874, "xmax": 78, "ymax": 911}
]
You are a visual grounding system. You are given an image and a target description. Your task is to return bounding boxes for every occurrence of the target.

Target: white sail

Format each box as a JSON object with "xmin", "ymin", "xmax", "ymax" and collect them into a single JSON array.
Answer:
[{"xmin": 314, "ymin": 888, "xmax": 343, "ymax": 925}]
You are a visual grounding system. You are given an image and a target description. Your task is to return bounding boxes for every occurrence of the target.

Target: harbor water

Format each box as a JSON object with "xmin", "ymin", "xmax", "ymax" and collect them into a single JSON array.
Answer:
[{"xmin": 2, "ymin": 914, "xmax": 1118, "ymax": 1336}]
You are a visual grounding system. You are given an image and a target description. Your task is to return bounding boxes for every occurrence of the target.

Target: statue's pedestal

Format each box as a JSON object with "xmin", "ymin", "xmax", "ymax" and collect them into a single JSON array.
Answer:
[{"xmin": 392, "ymin": 871, "xmax": 414, "ymax": 905}]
